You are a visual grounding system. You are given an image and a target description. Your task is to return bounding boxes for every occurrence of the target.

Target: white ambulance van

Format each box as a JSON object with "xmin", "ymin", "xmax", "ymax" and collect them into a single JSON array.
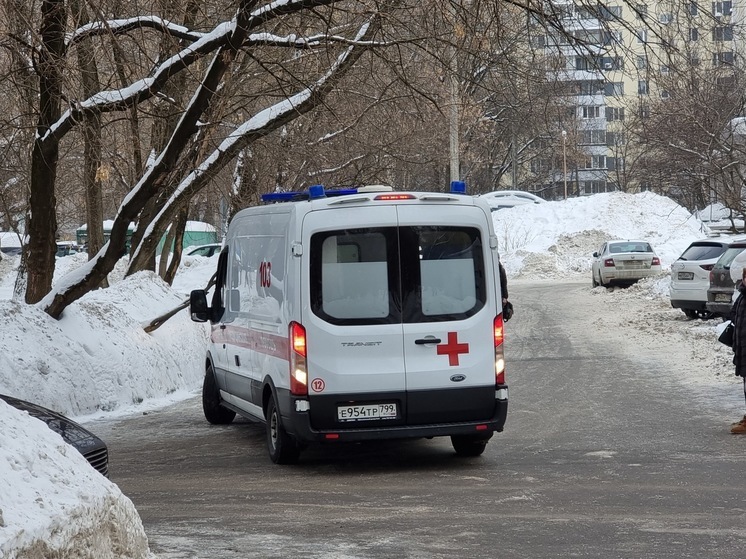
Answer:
[{"xmin": 189, "ymin": 183, "xmax": 508, "ymax": 464}]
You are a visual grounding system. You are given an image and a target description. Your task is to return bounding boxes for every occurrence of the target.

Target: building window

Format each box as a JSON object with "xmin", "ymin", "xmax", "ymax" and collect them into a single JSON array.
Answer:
[
  {"xmin": 713, "ymin": 26, "xmax": 734, "ymax": 41},
  {"xmin": 713, "ymin": 51, "xmax": 734, "ymax": 65},
  {"xmin": 575, "ymin": 80, "xmax": 605, "ymax": 95},
  {"xmin": 639, "ymin": 103, "xmax": 650, "ymax": 119},
  {"xmin": 689, "ymin": 28, "xmax": 699, "ymax": 41},
  {"xmin": 690, "ymin": 54, "xmax": 701, "ymax": 66},
  {"xmin": 636, "ymin": 3, "xmax": 647, "ymax": 18},
  {"xmin": 637, "ymin": 29, "xmax": 647, "ymax": 43},
  {"xmin": 602, "ymin": 56, "xmax": 623, "ymax": 70},
  {"xmin": 604, "ymin": 82, "xmax": 624, "ymax": 96},
  {"xmin": 581, "ymin": 180, "xmax": 609, "ymax": 194},
  {"xmin": 579, "ymin": 130, "xmax": 606, "ymax": 145},
  {"xmin": 660, "ymin": 64, "xmax": 670, "ymax": 74},
  {"xmin": 658, "ymin": 12, "xmax": 672, "ymax": 24},
  {"xmin": 690, "ymin": 2, "xmax": 698, "ymax": 15},
  {"xmin": 638, "ymin": 80, "xmax": 649, "ymax": 95},
  {"xmin": 606, "ymin": 107, "xmax": 625, "ymax": 121},
  {"xmin": 712, "ymin": 1, "xmax": 732, "ymax": 16},
  {"xmin": 581, "ymin": 106, "xmax": 601, "ymax": 118},
  {"xmin": 637, "ymin": 55, "xmax": 647, "ymax": 69},
  {"xmin": 660, "ymin": 90, "xmax": 671, "ymax": 99}
]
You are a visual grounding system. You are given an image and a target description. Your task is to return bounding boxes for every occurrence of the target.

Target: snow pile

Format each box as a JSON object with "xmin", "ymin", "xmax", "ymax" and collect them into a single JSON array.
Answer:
[
  {"xmin": 0, "ymin": 268, "xmax": 208, "ymax": 418},
  {"xmin": 493, "ymin": 191, "xmax": 705, "ymax": 278},
  {"xmin": 0, "ymin": 253, "xmax": 217, "ymax": 558},
  {"xmin": 0, "ymin": 400, "xmax": 149, "ymax": 558}
]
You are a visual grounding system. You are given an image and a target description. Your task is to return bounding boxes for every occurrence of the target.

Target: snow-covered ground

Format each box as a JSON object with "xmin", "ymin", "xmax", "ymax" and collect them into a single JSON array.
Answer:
[{"xmin": 0, "ymin": 191, "xmax": 740, "ymax": 558}]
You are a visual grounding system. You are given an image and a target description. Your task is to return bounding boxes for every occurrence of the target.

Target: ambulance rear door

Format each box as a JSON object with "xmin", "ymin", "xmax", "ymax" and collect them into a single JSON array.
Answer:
[
  {"xmin": 396, "ymin": 204, "xmax": 498, "ymax": 425},
  {"xmin": 302, "ymin": 205, "xmax": 407, "ymax": 430}
]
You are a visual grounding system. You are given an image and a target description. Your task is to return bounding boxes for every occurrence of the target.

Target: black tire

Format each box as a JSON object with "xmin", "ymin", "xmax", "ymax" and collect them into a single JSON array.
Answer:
[
  {"xmin": 683, "ymin": 309, "xmax": 697, "ymax": 319},
  {"xmin": 202, "ymin": 364, "xmax": 236, "ymax": 425},
  {"xmin": 266, "ymin": 395, "xmax": 300, "ymax": 464},
  {"xmin": 592, "ymin": 273, "xmax": 599, "ymax": 288},
  {"xmin": 451, "ymin": 433, "xmax": 492, "ymax": 457}
]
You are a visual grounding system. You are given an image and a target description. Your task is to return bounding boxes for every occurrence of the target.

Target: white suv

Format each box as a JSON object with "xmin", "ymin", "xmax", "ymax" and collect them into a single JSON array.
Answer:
[{"xmin": 670, "ymin": 237, "xmax": 745, "ymax": 319}]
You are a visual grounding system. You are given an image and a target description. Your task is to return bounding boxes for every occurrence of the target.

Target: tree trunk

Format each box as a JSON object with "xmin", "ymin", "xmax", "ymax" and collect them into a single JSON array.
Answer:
[
  {"xmin": 71, "ymin": 0, "xmax": 105, "ymax": 280},
  {"xmin": 26, "ymin": 0, "xmax": 66, "ymax": 304},
  {"xmin": 131, "ymin": 0, "xmax": 201, "ymax": 274},
  {"xmin": 163, "ymin": 207, "xmax": 188, "ymax": 286}
]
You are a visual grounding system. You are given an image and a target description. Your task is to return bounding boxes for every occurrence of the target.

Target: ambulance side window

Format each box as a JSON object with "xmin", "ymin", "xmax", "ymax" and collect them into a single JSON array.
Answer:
[
  {"xmin": 210, "ymin": 249, "xmax": 229, "ymax": 323},
  {"xmin": 310, "ymin": 228, "xmax": 400, "ymax": 325}
]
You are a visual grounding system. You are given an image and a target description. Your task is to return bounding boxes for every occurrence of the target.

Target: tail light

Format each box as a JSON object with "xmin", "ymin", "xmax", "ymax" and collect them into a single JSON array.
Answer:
[
  {"xmin": 700, "ymin": 264, "xmax": 714, "ymax": 271},
  {"xmin": 494, "ymin": 315, "xmax": 506, "ymax": 385},
  {"xmin": 604, "ymin": 258, "xmax": 615, "ymax": 267},
  {"xmin": 289, "ymin": 321, "xmax": 308, "ymax": 396},
  {"xmin": 374, "ymin": 194, "xmax": 416, "ymax": 201},
  {"xmin": 652, "ymin": 257, "xmax": 661, "ymax": 266}
]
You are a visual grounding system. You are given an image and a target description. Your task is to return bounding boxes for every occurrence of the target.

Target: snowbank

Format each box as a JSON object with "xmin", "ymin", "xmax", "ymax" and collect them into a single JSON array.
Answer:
[
  {"xmin": 493, "ymin": 191, "xmax": 705, "ymax": 278},
  {"xmin": 0, "ymin": 401, "xmax": 149, "ymax": 559}
]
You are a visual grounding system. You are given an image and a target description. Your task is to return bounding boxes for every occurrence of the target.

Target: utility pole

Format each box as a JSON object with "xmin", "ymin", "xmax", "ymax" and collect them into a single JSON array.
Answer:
[
  {"xmin": 562, "ymin": 130, "xmax": 568, "ymax": 199},
  {"xmin": 449, "ymin": 2, "xmax": 460, "ymax": 184}
]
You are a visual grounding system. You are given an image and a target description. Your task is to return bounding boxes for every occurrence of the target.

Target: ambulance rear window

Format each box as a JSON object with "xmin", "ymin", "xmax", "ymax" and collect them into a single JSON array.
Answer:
[
  {"xmin": 310, "ymin": 226, "xmax": 486, "ymax": 326},
  {"xmin": 310, "ymin": 228, "xmax": 400, "ymax": 324}
]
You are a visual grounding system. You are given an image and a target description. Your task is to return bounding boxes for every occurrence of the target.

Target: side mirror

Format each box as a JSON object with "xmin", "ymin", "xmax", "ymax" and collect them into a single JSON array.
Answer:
[
  {"xmin": 190, "ymin": 289, "xmax": 209, "ymax": 322},
  {"xmin": 592, "ymin": 251, "xmax": 599, "ymax": 258}
]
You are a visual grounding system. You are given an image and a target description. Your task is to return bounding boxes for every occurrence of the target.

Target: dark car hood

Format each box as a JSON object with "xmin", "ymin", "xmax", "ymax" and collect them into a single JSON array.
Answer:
[{"xmin": 0, "ymin": 394, "xmax": 105, "ymax": 455}]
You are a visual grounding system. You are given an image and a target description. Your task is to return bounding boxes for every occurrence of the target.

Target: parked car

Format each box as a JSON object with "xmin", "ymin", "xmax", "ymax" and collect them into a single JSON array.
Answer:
[
  {"xmin": 0, "ymin": 394, "xmax": 109, "ymax": 477},
  {"xmin": 187, "ymin": 243, "xmax": 222, "ymax": 257},
  {"xmin": 591, "ymin": 240, "xmax": 662, "ymax": 287},
  {"xmin": 478, "ymin": 190, "xmax": 545, "ymax": 211},
  {"xmin": 706, "ymin": 239, "xmax": 746, "ymax": 317},
  {"xmin": 669, "ymin": 237, "xmax": 745, "ymax": 319}
]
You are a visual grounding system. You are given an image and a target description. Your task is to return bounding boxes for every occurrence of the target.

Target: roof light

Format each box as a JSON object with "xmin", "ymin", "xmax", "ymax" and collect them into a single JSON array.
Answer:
[
  {"xmin": 450, "ymin": 180, "xmax": 467, "ymax": 194},
  {"xmin": 261, "ymin": 186, "xmax": 358, "ymax": 203},
  {"xmin": 308, "ymin": 184, "xmax": 326, "ymax": 199}
]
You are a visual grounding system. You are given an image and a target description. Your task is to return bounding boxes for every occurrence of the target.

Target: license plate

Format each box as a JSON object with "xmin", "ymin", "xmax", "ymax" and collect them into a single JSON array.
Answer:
[
  {"xmin": 337, "ymin": 403, "xmax": 397, "ymax": 421},
  {"xmin": 677, "ymin": 272, "xmax": 694, "ymax": 280},
  {"xmin": 715, "ymin": 293, "xmax": 732, "ymax": 302}
]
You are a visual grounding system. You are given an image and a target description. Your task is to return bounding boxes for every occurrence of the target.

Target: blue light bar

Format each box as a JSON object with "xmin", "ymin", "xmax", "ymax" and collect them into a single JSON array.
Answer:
[
  {"xmin": 261, "ymin": 186, "xmax": 359, "ymax": 203},
  {"xmin": 450, "ymin": 180, "xmax": 467, "ymax": 194}
]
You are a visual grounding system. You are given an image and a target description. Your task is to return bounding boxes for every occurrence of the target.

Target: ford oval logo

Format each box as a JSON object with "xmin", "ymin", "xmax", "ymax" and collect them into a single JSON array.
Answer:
[{"xmin": 450, "ymin": 374, "xmax": 466, "ymax": 382}]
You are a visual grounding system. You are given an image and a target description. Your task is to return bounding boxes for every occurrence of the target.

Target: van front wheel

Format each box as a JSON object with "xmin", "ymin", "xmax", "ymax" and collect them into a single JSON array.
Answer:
[
  {"xmin": 266, "ymin": 396, "xmax": 300, "ymax": 464},
  {"xmin": 202, "ymin": 365, "xmax": 236, "ymax": 425},
  {"xmin": 451, "ymin": 433, "xmax": 492, "ymax": 457}
]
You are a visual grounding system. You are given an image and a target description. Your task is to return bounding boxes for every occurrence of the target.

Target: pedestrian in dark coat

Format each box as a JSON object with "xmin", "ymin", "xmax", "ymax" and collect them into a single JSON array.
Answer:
[
  {"xmin": 499, "ymin": 260, "xmax": 513, "ymax": 321},
  {"xmin": 730, "ymin": 267, "xmax": 746, "ymax": 433}
]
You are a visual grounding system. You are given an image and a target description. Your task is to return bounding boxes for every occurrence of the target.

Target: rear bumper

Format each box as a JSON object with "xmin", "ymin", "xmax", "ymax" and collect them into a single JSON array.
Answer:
[
  {"xmin": 670, "ymin": 299, "xmax": 708, "ymax": 311},
  {"xmin": 602, "ymin": 269, "xmax": 657, "ymax": 283},
  {"xmin": 706, "ymin": 302, "xmax": 732, "ymax": 315},
  {"xmin": 280, "ymin": 385, "xmax": 508, "ymax": 443}
]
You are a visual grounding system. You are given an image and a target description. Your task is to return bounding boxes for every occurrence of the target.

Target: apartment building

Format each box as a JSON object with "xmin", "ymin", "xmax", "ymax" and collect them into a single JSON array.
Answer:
[{"xmin": 531, "ymin": 0, "xmax": 742, "ymax": 197}]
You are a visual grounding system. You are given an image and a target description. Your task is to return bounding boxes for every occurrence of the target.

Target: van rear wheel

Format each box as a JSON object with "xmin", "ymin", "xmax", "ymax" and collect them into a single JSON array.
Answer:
[
  {"xmin": 266, "ymin": 396, "xmax": 300, "ymax": 464},
  {"xmin": 202, "ymin": 364, "xmax": 236, "ymax": 425},
  {"xmin": 451, "ymin": 433, "xmax": 492, "ymax": 457}
]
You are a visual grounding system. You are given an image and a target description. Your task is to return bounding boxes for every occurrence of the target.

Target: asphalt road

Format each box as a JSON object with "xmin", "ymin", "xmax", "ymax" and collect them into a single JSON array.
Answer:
[{"xmin": 91, "ymin": 280, "xmax": 746, "ymax": 558}]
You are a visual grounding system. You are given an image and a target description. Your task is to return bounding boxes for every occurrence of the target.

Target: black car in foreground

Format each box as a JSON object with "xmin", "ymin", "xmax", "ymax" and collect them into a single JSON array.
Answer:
[{"xmin": 1, "ymin": 394, "xmax": 109, "ymax": 477}]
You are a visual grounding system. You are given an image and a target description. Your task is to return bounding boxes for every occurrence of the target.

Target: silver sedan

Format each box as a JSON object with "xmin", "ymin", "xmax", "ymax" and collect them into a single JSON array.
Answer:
[{"xmin": 592, "ymin": 240, "xmax": 662, "ymax": 287}]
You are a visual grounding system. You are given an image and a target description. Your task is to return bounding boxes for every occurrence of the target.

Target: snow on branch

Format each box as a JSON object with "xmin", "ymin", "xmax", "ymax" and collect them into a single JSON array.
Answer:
[
  {"xmin": 130, "ymin": 19, "xmax": 375, "ymax": 265},
  {"xmin": 308, "ymin": 154, "xmax": 367, "ymax": 177},
  {"xmin": 40, "ymin": 22, "xmax": 235, "ymax": 145},
  {"xmin": 66, "ymin": 16, "xmax": 205, "ymax": 48},
  {"xmin": 244, "ymin": 32, "xmax": 386, "ymax": 49}
]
